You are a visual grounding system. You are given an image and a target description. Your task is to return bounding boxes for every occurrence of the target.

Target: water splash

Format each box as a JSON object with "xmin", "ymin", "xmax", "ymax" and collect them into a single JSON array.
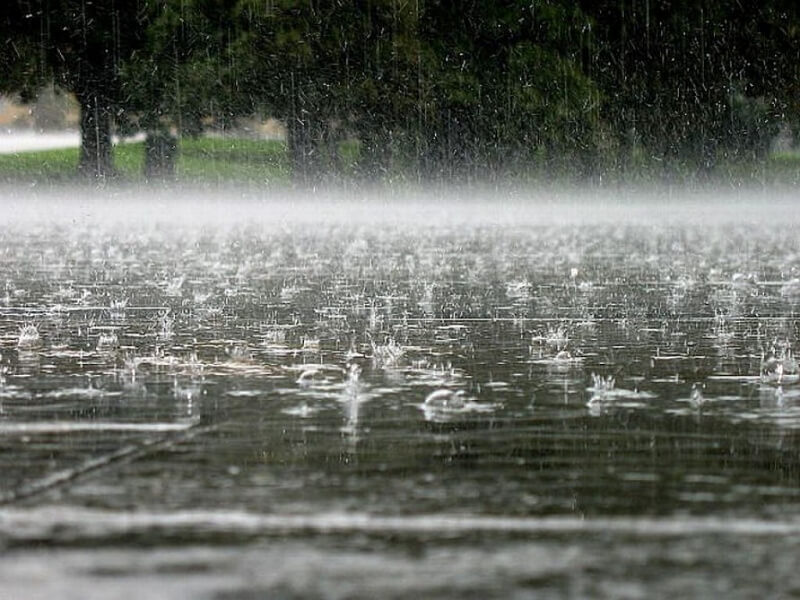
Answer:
[
  {"xmin": 96, "ymin": 331, "xmax": 119, "ymax": 352},
  {"xmin": 370, "ymin": 335, "xmax": 405, "ymax": 368},
  {"xmin": 689, "ymin": 383, "xmax": 707, "ymax": 410},
  {"xmin": 587, "ymin": 373, "xmax": 616, "ymax": 405},
  {"xmin": 761, "ymin": 344, "xmax": 799, "ymax": 385},
  {"xmin": 17, "ymin": 324, "xmax": 41, "ymax": 350}
]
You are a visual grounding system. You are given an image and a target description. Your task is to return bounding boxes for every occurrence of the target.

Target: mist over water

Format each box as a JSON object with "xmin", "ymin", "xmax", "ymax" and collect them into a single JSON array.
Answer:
[
  {"xmin": 1, "ymin": 185, "xmax": 799, "ymax": 598},
  {"xmin": 4, "ymin": 183, "xmax": 797, "ymax": 226}
]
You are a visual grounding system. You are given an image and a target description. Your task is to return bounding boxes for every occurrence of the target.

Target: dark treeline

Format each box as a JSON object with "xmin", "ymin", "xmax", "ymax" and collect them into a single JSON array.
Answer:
[{"xmin": 1, "ymin": 1, "xmax": 798, "ymax": 182}]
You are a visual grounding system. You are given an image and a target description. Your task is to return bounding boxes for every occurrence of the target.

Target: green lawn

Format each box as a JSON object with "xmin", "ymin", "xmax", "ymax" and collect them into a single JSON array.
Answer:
[
  {"xmin": 176, "ymin": 137, "xmax": 289, "ymax": 183},
  {"xmin": 0, "ymin": 135, "xmax": 799, "ymax": 186},
  {"xmin": 0, "ymin": 136, "xmax": 290, "ymax": 184},
  {"xmin": 0, "ymin": 145, "xmax": 83, "ymax": 182}
]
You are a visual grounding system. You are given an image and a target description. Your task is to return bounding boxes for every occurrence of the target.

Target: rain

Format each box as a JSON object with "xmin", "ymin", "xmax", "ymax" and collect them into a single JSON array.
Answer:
[{"xmin": 1, "ymin": 2, "xmax": 800, "ymax": 598}]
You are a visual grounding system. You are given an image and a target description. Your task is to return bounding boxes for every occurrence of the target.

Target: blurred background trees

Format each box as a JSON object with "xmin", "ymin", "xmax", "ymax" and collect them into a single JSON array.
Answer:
[
  {"xmin": 1, "ymin": 0, "xmax": 148, "ymax": 178},
  {"xmin": 1, "ymin": 0, "xmax": 798, "ymax": 183}
]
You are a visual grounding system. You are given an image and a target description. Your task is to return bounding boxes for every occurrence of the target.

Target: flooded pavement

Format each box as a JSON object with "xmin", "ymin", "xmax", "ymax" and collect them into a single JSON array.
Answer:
[{"xmin": 2, "ymin": 189, "xmax": 800, "ymax": 598}]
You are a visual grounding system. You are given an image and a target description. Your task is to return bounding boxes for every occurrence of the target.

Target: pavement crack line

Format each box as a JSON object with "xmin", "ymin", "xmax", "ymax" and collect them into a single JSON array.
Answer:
[{"xmin": 0, "ymin": 424, "xmax": 216, "ymax": 506}]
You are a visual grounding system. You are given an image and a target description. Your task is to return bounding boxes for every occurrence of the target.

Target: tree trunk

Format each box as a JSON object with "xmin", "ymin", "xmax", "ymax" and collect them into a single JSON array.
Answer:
[
  {"xmin": 356, "ymin": 130, "xmax": 393, "ymax": 182},
  {"xmin": 287, "ymin": 117, "xmax": 327, "ymax": 186},
  {"xmin": 287, "ymin": 118, "xmax": 310, "ymax": 185},
  {"xmin": 144, "ymin": 131, "xmax": 178, "ymax": 181},
  {"xmin": 76, "ymin": 89, "xmax": 115, "ymax": 179}
]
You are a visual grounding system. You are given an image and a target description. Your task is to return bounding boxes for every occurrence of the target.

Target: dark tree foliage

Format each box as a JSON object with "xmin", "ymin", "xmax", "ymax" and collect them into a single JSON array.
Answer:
[
  {"xmin": 1, "ymin": 0, "xmax": 798, "ymax": 182},
  {"xmin": 232, "ymin": 0, "xmax": 602, "ymax": 182},
  {"xmin": 415, "ymin": 0, "xmax": 601, "ymax": 180},
  {"xmin": 231, "ymin": 0, "xmax": 422, "ymax": 183},
  {"xmin": 120, "ymin": 0, "xmax": 243, "ymax": 179},
  {"xmin": 1, "ymin": 1, "xmax": 149, "ymax": 178},
  {"xmin": 579, "ymin": 0, "xmax": 800, "ymax": 174}
]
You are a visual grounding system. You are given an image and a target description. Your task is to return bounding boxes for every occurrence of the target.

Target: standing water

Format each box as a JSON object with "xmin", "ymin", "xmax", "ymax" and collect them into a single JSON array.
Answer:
[{"xmin": 1, "ymin": 187, "xmax": 800, "ymax": 598}]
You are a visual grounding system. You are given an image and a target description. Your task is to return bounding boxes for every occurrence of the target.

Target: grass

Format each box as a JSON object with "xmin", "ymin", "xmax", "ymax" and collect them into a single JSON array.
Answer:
[
  {"xmin": 0, "ymin": 135, "xmax": 799, "ymax": 186},
  {"xmin": 0, "ymin": 136, "xmax": 290, "ymax": 185},
  {"xmin": 177, "ymin": 137, "xmax": 289, "ymax": 183},
  {"xmin": 0, "ymin": 145, "xmax": 82, "ymax": 182}
]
